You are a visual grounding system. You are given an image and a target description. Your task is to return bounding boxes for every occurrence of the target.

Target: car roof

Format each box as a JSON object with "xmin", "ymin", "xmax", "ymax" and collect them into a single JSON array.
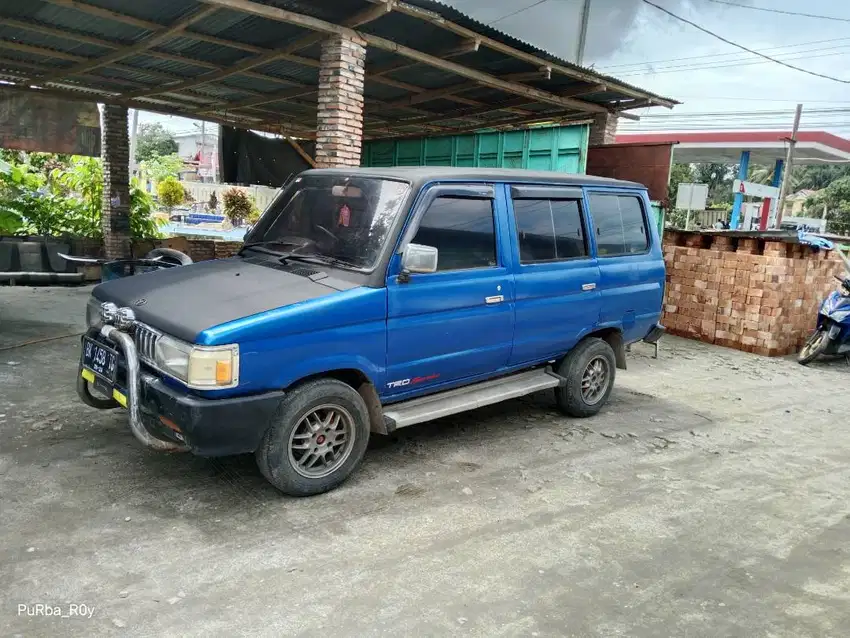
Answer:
[{"xmin": 304, "ymin": 166, "xmax": 645, "ymax": 190}]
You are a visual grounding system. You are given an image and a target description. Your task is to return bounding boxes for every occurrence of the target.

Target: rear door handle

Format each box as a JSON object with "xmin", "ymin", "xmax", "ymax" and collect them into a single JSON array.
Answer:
[
  {"xmin": 582, "ymin": 283, "xmax": 597, "ymax": 291},
  {"xmin": 485, "ymin": 295, "xmax": 504, "ymax": 304}
]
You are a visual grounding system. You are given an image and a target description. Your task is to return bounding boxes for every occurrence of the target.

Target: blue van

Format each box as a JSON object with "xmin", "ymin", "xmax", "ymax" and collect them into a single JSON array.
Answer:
[{"xmin": 78, "ymin": 168, "xmax": 665, "ymax": 496}]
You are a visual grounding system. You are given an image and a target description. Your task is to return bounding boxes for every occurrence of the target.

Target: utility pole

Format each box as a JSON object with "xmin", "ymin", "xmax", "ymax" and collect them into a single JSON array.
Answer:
[
  {"xmin": 576, "ymin": 0, "xmax": 591, "ymax": 66},
  {"xmin": 774, "ymin": 103, "xmax": 802, "ymax": 229}
]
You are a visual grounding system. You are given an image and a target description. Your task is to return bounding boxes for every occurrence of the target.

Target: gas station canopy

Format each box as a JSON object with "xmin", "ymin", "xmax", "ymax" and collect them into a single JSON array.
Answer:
[{"xmin": 615, "ymin": 131, "xmax": 850, "ymax": 166}]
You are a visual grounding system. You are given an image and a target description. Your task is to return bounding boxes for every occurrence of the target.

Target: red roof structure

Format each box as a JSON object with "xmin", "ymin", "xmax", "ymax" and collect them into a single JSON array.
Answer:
[{"xmin": 614, "ymin": 131, "xmax": 850, "ymax": 165}]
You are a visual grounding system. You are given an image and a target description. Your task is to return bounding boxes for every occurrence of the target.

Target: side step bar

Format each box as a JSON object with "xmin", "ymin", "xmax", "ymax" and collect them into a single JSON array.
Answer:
[{"xmin": 383, "ymin": 368, "xmax": 561, "ymax": 430}]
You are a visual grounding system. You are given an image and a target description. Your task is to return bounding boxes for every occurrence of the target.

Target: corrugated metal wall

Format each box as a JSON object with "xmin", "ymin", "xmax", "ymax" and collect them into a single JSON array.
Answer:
[
  {"xmin": 362, "ymin": 124, "xmax": 589, "ymax": 173},
  {"xmin": 585, "ymin": 142, "xmax": 675, "ymax": 203}
]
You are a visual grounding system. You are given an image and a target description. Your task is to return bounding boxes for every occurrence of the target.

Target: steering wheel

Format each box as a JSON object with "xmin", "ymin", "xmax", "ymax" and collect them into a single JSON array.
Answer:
[{"xmin": 314, "ymin": 224, "xmax": 339, "ymax": 243}]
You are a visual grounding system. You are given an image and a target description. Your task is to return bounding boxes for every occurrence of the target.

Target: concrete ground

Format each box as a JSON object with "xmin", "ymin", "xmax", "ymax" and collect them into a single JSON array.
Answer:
[{"xmin": 2, "ymin": 286, "xmax": 850, "ymax": 637}]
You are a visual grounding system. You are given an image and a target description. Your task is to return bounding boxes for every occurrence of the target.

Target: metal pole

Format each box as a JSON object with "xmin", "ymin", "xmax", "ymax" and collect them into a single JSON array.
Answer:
[
  {"xmin": 128, "ymin": 108, "xmax": 139, "ymax": 179},
  {"xmin": 200, "ymin": 120, "xmax": 206, "ymax": 184},
  {"xmin": 576, "ymin": 0, "xmax": 591, "ymax": 66},
  {"xmin": 730, "ymin": 150, "xmax": 750, "ymax": 229},
  {"xmin": 774, "ymin": 103, "xmax": 802, "ymax": 229}
]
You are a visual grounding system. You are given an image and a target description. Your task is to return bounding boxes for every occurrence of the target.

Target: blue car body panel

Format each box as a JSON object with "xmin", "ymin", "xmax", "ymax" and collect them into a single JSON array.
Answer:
[
  {"xmin": 584, "ymin": 187, "xmax": 665, "ymax": 344},
  {"xmin": 187, "ymin": 177, "xmax": 665, "ymax": 403},
  {"xmin": 384, "ymin": 184, "xmax": 514, "ymax": 398},
  {"xmin": 196, "ymin": 286, "xmax": 388, "ymax": 398}
]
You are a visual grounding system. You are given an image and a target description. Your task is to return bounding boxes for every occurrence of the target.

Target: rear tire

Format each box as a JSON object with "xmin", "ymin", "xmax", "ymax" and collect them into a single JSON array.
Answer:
[
  {"xmin": 798, "ymin": 328, "xmax": 829, "ymax": 365},
  {"xmin": 555, "ymin": 338, "xmax": 616, "ymax": 418},
  {"xmin": 256, "ymin": 378, "xmax": 370, "ymax": 496}
]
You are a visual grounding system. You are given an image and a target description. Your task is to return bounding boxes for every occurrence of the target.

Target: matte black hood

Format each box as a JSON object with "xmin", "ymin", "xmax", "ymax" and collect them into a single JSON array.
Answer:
[{"xmin": 93, "ymin": 257, "xmax": 347, "ymax": 342}]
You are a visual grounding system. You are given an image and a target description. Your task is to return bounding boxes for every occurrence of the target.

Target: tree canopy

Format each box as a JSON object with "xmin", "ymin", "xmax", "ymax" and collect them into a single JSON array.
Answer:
[{"xmin": 136, "ymin": 123, "xmax": 178, "ymax": 163}]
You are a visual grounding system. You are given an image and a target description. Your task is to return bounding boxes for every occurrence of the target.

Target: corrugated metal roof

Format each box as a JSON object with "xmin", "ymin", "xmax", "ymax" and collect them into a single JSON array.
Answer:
[{"xmin": 0, "ymin": 0, "xmax": 677, "ymax": 138}]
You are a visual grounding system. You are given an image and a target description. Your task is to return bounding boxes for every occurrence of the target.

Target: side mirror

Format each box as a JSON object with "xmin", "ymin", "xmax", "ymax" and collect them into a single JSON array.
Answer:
[{"xmin": 401, "ymin": 243, "xmax": 438, "ymax": 275}]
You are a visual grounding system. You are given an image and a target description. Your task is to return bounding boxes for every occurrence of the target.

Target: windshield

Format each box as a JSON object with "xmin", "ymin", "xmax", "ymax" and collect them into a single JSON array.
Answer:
[{"xmin": 245, "ymin": 175, "xmax": 411, "ymax": 270}]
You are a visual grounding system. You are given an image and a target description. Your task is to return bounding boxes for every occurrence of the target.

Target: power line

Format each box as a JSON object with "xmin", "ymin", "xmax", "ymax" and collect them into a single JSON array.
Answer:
[
  {"xmin": 615, "ymin": 48, "xmax": 850, "ymax": 77},
  {"xmin": 669, "ymin": 96, "xmax": 850, "ymax": 103},
  {"xmin": 704, "ymin": 0, "xmax": 850, "ymax": 23},
  {"xmin": 599, "ymin": 37, "xmax": 850, "ymax": 71},
  {"xmin": 487, "ymin": 0, "xmax": 550, "ymax": 25},
  {"xmin": 640, "ymin": 0, "xmax": 850, "ymax": 84}
]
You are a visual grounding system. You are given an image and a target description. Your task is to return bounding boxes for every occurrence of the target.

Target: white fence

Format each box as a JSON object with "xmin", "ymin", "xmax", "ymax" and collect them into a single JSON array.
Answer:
[{"xmin": 180, "ymin": 182, "xmax": 279, "ymax": 212}]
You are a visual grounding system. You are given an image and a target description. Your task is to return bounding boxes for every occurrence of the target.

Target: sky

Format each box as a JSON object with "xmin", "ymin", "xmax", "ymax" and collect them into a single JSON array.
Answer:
[{"xmin": 141, "ymin": 0, "xmax": 850, "ymax": 137}]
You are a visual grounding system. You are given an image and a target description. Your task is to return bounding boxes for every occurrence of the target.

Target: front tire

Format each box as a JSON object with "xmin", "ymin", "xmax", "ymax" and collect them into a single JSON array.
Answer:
[
  {"xmin": 798, "ymin": 328, "xmax": 829, "ymax": 365},
  {"xmin": 256, "ymin": 378, "xmax": 370, "ymax": 496},
  {"xmin": 555, "ymin": 337, "xmax": 617, "ymax": 418}
]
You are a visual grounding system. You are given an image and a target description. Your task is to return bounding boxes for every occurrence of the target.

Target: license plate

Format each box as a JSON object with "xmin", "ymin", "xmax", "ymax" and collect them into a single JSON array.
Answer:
[{"xmin": 80, "ymin": 337, "xmax": 126, "ymax": 406}]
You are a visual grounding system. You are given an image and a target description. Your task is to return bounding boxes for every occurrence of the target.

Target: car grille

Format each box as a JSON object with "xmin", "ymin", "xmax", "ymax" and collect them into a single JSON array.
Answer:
[{"xmin": 134, "ymin": 323, "xmax": 160, "ymax": 363}]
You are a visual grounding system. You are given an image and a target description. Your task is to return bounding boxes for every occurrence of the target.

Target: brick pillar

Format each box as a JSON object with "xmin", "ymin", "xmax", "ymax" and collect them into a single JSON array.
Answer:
[
  {"xmin": 315, "ymin": 33, "xmax": 366, "ymax": 168},
  {"xmin": 101, "ymin": 104, "xmax": 131, "ymax": 258},
  {"xmin": 589, "ymin": 112, "xmax": 618, "ymax": 146}
]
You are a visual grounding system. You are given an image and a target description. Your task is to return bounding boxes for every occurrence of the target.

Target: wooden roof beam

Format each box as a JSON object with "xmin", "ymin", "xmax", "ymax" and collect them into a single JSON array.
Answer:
[
  {"xmin": 126, "ymin": 1, "xmax": 393, "ymax": 100},
  {"xmin": 33, "ymin": 6, "xmax": 219, "ymax": 84},
  {"xmin": 0, "ymin": 40, "xmax": 274, "ymax": 101},
  {"xmin": 6, "ymin": 17, "xmax": 305, "ymax": 91},
  {"xmin": 198, "ymin": 0, "xmax": 583, "ymax": 113},
  {"xmin": 375, "ymin": 0, "xmax": 676, "ymax": 108},
  {"xmin": 367, "ymin": 38, "xmax": 480, "ymax": 78},
  {"xmin": 360, "ymin": 33, "xmax": 608, "ymax": 113},
  {"xmin": 41, "ymin": 0, "xmax": 269, "ymax": 55}
]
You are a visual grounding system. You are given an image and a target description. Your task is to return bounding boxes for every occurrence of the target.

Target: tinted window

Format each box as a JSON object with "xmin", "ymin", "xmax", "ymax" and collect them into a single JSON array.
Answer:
[
  {"xmin": 412, "ymin": 197, "xmax": 496, "ymax": 271},
  {"xmin": 553, "ymin": 200, "xmax": 587, "ymax": 258},
  {"xmin": 514, "ymin": 198, "xmax": 587, "ymax": 262},
  {"xmin": 588, "ymin": 194, "xmax": 649, "ymax": 256}
]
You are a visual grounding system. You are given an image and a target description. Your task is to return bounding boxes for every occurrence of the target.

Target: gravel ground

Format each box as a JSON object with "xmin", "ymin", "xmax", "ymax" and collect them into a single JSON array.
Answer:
[{"xmin": 1, "ymin": 285, "xmax": 850, "ymax": 637}]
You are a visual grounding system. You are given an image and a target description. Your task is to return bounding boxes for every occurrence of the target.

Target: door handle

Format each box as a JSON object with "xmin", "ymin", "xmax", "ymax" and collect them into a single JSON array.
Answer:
[
  {"xmin": 582, "ymin": 283, "xmax": 597, "ymax": 291},
  {"xmin": 485, "ymin": 295, "xmax": 504, "ymax": 304}
]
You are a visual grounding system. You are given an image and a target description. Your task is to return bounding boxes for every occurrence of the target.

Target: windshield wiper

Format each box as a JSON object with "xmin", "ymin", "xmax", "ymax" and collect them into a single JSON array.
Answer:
[
  {"xmin": 238, "ymin": 240, "xmax": 303, "ymax": 257},
  {"xmin": 283, "ymin": 253, "xmax": 360, "ymax": 269}
]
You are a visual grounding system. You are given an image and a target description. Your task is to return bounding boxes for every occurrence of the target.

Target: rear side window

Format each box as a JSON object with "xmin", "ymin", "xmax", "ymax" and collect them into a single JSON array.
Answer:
[
  {"xmin": 588, "ymin": 194, "xmax": 649, "ymax": 256},
  {"xmin": 514, "ymin": 198, "xmax": 587, "ymax": 263},
  {"xmin": 412, "ymin": 196, "xmax": 496, "ymax": 271}
]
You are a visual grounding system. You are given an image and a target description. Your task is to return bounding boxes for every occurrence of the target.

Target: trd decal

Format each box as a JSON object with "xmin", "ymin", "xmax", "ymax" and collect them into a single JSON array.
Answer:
[{"xmin": 387, "ymin": 373, "xmax": 440, "ymax": 389}]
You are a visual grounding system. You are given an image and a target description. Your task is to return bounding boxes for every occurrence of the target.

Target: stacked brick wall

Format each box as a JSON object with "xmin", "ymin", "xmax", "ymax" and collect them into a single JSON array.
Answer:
[
  {"xmin": 315, "ymin": 34, "xmax": 366, "ymax": 168},
  {"xmin": 662, "ymin": 231, "xmax": 843, "ymax": 356},
  {"xmin": 101, "ymin": 104, "xmax": 131, "ymax": 259},
  {"xmin": 588, "ymin": 112, "xmax": 618, "ymax": 146}
]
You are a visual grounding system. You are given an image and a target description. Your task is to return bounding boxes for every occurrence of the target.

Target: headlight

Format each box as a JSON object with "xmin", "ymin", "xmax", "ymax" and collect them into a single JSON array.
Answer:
[
  {"xmin": 86, "ymin": 297, "xmax": 103, "ymax": 329},
  {"xmin": 154, "ymin": 335, "xmax": 239, "ymax": 389}
]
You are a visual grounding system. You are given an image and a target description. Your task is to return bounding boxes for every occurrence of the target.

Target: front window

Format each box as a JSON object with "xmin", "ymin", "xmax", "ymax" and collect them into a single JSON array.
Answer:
[{"xmin": 245, "ymin": 175, "xmax": 411, "ymax": 270}]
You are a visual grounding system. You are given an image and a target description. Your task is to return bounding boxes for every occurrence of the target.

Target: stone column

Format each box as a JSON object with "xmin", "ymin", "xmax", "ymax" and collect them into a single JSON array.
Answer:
[
  {"xmin": 101, "ymin": 104, "xmax": 131, "ymax": 258},
  {"xmin": 315, "ymin": 33, "xmax": 366, "ymax": 168},
  {"xmin": 589, "ymin": 111, "xmax": 618, "ymax": 146}
]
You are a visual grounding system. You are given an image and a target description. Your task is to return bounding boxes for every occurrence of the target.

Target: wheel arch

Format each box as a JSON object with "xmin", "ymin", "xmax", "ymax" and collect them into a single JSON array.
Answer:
[
  {"xmin": 290, "ymin": 368, "xmax": 387, "ymax": 435},
  {"xmin": 582, "ymin": 328, "xmax": 627, "ymax": 369}
]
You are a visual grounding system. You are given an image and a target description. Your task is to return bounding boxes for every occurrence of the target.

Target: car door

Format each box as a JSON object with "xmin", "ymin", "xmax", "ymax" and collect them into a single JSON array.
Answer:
[
  {"xmin": 506, "ymin": 185, "xmax": 602, "ymax": 365},
  {"xmin": 385, "ymin": 183, "xmax": 514, "ymax": 398},
  {"xmin": 585, "ymin": 189, "xmax": 664, "ymax": 342}
]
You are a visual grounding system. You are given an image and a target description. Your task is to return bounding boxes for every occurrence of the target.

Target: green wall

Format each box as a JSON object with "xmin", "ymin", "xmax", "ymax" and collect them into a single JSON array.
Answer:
[{"xmin": 362, "ymin": 124, "xmax": 589, "ymax": 174}]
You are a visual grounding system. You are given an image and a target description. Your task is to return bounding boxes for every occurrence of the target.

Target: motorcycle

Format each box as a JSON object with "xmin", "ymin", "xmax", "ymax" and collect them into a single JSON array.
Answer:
[
  {"xmin": 59, "ymin": 247, "xmax": 193, "ymax": 281},
  {"xmin": 798, "ymin": 249, "xmax": 850, "ymax": 365}
]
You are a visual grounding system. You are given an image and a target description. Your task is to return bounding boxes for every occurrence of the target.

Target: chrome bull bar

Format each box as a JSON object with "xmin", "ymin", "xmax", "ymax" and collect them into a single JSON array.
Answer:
[{"xmin": 77, "ymin": 324, "xmax": 187, "ymax": 452}]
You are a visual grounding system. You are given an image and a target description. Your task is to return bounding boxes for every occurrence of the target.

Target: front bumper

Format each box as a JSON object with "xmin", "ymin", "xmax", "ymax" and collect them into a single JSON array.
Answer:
[
  {"xmin": 139, "ymin": 373, "xmax": 285, "ymax": 456},
  {"xmin": 78, "ymin": 326, "xmax": 285, "ymax": 457}
]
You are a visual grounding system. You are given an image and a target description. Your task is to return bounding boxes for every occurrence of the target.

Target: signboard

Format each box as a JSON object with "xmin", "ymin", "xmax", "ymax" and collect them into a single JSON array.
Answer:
[
  {"xmin": 0, "ymin": 89, "xmax": 100, "ymax": 156},
  {"xmin": 675, "ymin": 183, "xmax": 709, "ymax": 211},
  {"xmin": 732, "ymin": 179, "xmax": 780, "ymax": 199}
]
